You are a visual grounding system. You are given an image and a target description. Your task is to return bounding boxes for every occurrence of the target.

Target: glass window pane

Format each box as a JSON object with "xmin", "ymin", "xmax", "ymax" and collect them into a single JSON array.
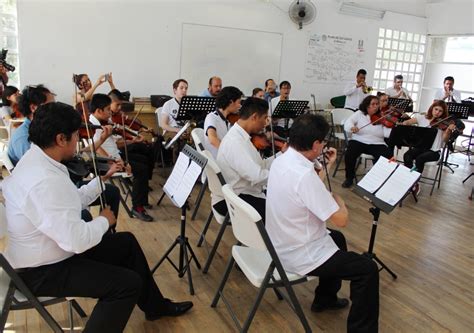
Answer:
[
  {"xmin": 408, "ymin": 73, "xmax": 414, "ymax": 82},
  {"xmin": 392, "ymin": 41, "xmax": 398, "ymax": 50},
  {"xmin": 376, "ymin": 49, "xmax": 383, "ymax": 58},
  {"xmin": 389, "ymin": 61, "xmax": 396, "ymax": 70},
  {"xmin": 379, "ymin": 28, "xmax": 385, "ymax": 37},
  {"xmin": 382, "ymin": 60, "xmax": 389, "ymax": 69},
  {"xmin": 396, "ymin": 62, "xmax": 403, "ymax": 71},
  {"xmin": 393, "ymin": 30, "xmax": 400, "ymax": 39},
  {"xmin": 379, "ymin": 80, "xmax": 387, "ymax": 90},
  {"xmin": 414, "ymin": 34, "xmax": 420, "ymax": 43},
  {"xmin": 383, "ymin": 50, "xmax": 390, "ymax": 59},
  {"xmin": 391, "ymin": 51, "xmax": 397, "ymax": 60},
  {"xmin": 374, "ymin": 70, "xmax": 380, "ymax": 79},
  {"xmin": 375, "ymin": 59, "xmax": 382, "ymax": 68},
  {"xmin": 417, "ymin": 54, "xmax": 424, "ymax": 63},
  {"xmin": 404, "ymin": 53, "xmax": 411, "ymax": 61},
  {"xmin": 409, "ymin": 63, "xmax": 416, "ymax": 72},
  {"xmin": 412, "ymin": 44, "xmax": 419, "ymax": 53},
  {"xmin": 386, "ymin": 29, "xmax": 392, "ymax": 38},
  {"xmin": 407, "ymin": 33, "xmax": 413, "ymax": 42},
  {"xmin": 403, "ymin": 63, "xmax": 410, "ymax": 71},
  {"xmin": 412, "ymin": 93, "xmax": 418, "ymax": 101},
  {"xmin": 381, "ymin": 71, "xmax": 388, "ymax": 79},
  {"xmin": 399, "ymin": 42, "xmax": 405, "ymax": 51},
  {"xmin": 413, "ymin": 84, "xmax": 419, "ymax": 92},
  {"xmin": 378, "ymin": 39, "xmax": 384, "ymax": 48},
  {"xmin": 388, "ymin": 71, "xmax": 395, "ymax": 80},
  {"xmin": 411, "ymin": 54, "xmax": 417, "ymax": 62},
  {"xmin": 373, "ymin": 80, "xmax": 379, "ymax": 88},
  {"xmin": 414, "ymin": 74, "xmax": 421, "ymax": 82},
  {"xmin": 419, "ymin": 44, "xmax": 425, "ymax": 53},
  {"xmin": 400, "ymin": 31, "xmax": 407, "ymax": 40},
  {"xmin": 420, "ymin": 35, "xmax": 426, "ymax": 44},
  {"xmin": 444, "ymin": 36, "xmax": 474, "ymax": 63},
  {"xmin": 416, "ymin": 64, "xmax": 423, "ymax": 73},
  {"xmin": 405, "ymin": 43, "xmax": 412, "ymax": 52},
  {"xmin": 406, "ymin": 83, "xmax": 413, "ymax": 91},
  {"xmin": 398, "ymin": 52, "xmax": 404, "ymax": 61},
  {"xmin": 384, "ymin": 39, "xmax": 391, "ymax": 49}
]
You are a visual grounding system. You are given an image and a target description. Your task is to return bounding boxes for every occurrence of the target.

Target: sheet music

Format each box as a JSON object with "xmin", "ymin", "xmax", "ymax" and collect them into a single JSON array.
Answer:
[
  {"xmin": 356, "ymin": 157, "xmax": 397, "ymax": 193},
  {"xmin": 163, "ymin": 152, "xmax": 190, "ymax": 197},
  {"xmin": 375, "ymin": 165, "xmax": 420, "ymax": 205},
  {"xmin": 173, "ymin": 161, "xmax": 202, "ymax": 207}
]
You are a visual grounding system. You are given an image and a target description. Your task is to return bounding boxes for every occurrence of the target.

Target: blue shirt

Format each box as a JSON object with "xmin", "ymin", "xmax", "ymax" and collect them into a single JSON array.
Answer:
[
  {"xmin": 200, "ymin": 89, "xmax": 212, "ymax": 97},
  {"xmin": 264, "ymin": 91, "xmax": 280, "ymax": 104},
  {"xmin": 8, "ymin": 118, "xmax": 31, "ymax": 166}
]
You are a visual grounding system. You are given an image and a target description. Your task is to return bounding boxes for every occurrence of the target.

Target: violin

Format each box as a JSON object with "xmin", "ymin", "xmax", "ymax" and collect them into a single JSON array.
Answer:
[
  {"xmin": 251, "ymin": 133, "xmax": 286, "ymax": 151},
  {"xmin": 78, "ymin": 122, "xmax": 138, "ymax": 140},
  {"xmin": 430, "ymin": 116, "xmax": 455, "ymax": 131},
  {"xmin": 12, "ymin": 104, "xmax": 23, "ymax": 119},
  {"xmin": 227, "ymin": 113, "xmax": 240, "ymax": 124}
]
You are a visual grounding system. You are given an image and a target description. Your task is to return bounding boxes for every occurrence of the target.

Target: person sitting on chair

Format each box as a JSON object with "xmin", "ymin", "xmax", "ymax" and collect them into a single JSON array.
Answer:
[
  {"xmin": 434, "ymin": 76, "xmax": 462, "ymax": 103},
  {"xmin": 252, "ymin": 87, "xmax": 265, "ymax": 99},
  {"xmin": 203, "ymin": 86, "xmax": 242, "ymax": 158},
  {"xmin": 266, "ymin": 113, "xmax": 379, "ymax": 333},
  {"xmin": 385, "ymin": 74, "xmax": 412, "ymax": 100},
  {"xmin": 342, "ymin": 95, "xmax": 392, "ymax": 188},
  {"xmin": 2, "ymin": 102, "xmax": 193, "ymax": 333},
  {"xmin": 216, "ymin": 97, "xmax": 283, "ymax": 220},
  {"xmin": 402, "ymin": 100, "xmax": 456, "ymax": 195},
  {"xmin": 200, "ymin": 76, "xmax": 222, "ymax": 98},
  {"xmin": 0, "ymin": 85, "xmax": 22, "ymax": 127}
]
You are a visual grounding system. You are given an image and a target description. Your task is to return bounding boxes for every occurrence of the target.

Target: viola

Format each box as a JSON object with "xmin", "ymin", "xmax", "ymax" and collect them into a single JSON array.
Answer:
[{"xmin": 227, "ymin": 113, "xmax": 240, "ymax": 124}]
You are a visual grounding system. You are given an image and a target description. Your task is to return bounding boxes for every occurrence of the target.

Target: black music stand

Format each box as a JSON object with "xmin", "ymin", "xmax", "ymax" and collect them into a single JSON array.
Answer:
[
  {"xmin": 164, "ymin": 96, "xmax": 216, "ymax": 150},
  {"xmin": 151, "ymin": 145, "xmax": 207, "ymax": 295},
  {"xmin": 387, "ymin": 97, "xmax": 411, "ymax": 113},
  {"xmin": 270, "ymin": 100, "xmax": 308, "ymax": 144}
]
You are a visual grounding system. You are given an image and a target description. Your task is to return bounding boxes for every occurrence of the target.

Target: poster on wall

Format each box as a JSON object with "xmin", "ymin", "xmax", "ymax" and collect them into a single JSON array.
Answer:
[{"xmin": 304, "ymin": 33, "xmax": 366, "ymax": 83}]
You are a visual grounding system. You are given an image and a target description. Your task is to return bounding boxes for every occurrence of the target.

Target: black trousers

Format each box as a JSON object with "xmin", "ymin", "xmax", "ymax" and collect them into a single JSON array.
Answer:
[
  {"xmin": 122, "ymin": 143, "xmax": 156, "ymax": 180},
  {"xmin": 78, "ymin": 182, "xmax": 120, "ymax": 222},
  {"xmin": 213, "ymin": 194, "xmax": 266, "ymax": 222},
  {"xmin": 307, "ymin": 229, "xmax": 379, "ymax": 333},
  {"xmin": 119, "ymin": 151, "xmax": 150, "ymax": 207},
  {"xmin": 403, "ymin": 148, "xmax": 440, "ymax": 174},
  {"xmin": 18, "ymin": 232, "xmax": 167, "ymax": 333},
  {"xmin": 345, "ymin": 140, "xmax": 392, "ymax": 181}
]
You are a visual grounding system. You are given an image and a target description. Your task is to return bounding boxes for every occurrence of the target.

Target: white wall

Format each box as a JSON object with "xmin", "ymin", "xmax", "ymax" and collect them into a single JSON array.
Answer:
[
  {"xmin": 427, "ymin": 0, "xmax": 474, "ymax": 35},
  {"xmin": 17, "ymin": 0, "xmax": 427, "ymax": 107}
]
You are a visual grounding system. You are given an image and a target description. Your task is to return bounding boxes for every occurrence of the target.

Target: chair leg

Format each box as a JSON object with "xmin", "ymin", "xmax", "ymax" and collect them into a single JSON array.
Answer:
[
  {"xmin": 332, "ymin": 146, "xmax": 346, "ymax": 178},
  {"xmin": 211, "ymin": 255, "xmax": 235, "ymax": 307},
  {"xmin": 197, "ymin": 210, "xmax": 214, "ymax": 247},
  {"xmin": 191, "ymin": 179, "xmax": 208, "ymax": 221},
  {"xmin": 430, "ymin": 160, "xmax": 443, "ymax": 196},
  {"xmin": 68, "ymin": 300, "xmax": 74, "ymax": 332},
  {"xmin": 203, "ymin": 215, "xmax": 230, "ymax": 274},
  {"xmin": 70, "ymin": 299, "xmax": 87, "ymax": 318},
  {"xmin": 282, "ymin": 281, "xmax": 312, "ymax": 333}
]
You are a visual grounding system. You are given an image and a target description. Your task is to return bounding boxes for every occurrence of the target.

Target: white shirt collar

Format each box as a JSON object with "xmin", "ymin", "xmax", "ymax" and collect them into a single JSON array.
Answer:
[
  {"xmin": 30, "ymin": 143, "xmax": 69, "ymax": 176},
  {"xmin": 233, "ymin": 122, "xmax": 250, "ymax": 140}
]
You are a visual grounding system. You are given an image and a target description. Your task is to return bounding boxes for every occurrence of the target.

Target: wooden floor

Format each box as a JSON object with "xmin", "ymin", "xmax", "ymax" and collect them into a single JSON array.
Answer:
[{"xmin": 2, "ymin": 152, "xmax": 473, "ymax": 333}]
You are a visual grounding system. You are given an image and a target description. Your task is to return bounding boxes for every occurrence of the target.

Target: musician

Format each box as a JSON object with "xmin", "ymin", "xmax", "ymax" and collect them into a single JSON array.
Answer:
[
  {"xmin": 342, "ymin": 95, "xmax": 392, "ymax": 188},
  {"xmin": 270, "ymin": 81, "xmax": 292, "ymax": 137},
  {"xmin": 0, "ymin": 85, "xmax": 20, "ymax": 126},
  {"xmin": 200, "ymin": 76, "xmax": 222, "ymax": 97},
  {"xmin": 90, "ymin": 94, "xmax": 154, "ymax": 222},
  {"xmin": 344, "ymin": 69, "xmax": 371, "ymax": 110},
  {"xmin": 263, "ymin": 78, "xmax": 279, "ymax": 103},
  {"xmin": 385, "ymin": 75, "xmax": 412, "ymax": 100},
  {"xmin": 74, "ymin": 73, "xmax": 115, "ymax": 105},
  {"xmin": 216, "ymin": 97, "xmax": 280, "ymax": 220},
  {"xmin": 434, "ymin": 76, "xmax": 462, "ymax": 103},
  {"xmin": 0, "ymin": 63, "xmax": 8, "ymax": 97},
  {"xmin": 3, "ymin": 102, "xmax": 193, "ymax": 333},
  {"xmin": 160, "ymin": 79, "xmax": 188, "ymax": 137},
  {"xmin": 402, "ymin": 100, "xmax": 455, "ymax": 194},
  {"xmin": 252, "ymin": 87, "xmax": 265, "ymax": 99},
  {"xmin": 203, "ymin": 86, "xmax": 243, "ymax": 158},
  {"xmin": 266, "ymin": 113, "xmax": 379, "ymax": 333}
]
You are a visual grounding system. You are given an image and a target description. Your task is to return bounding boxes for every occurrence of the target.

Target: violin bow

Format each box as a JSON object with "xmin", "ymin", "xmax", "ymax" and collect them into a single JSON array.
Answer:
[
  {"xmin": 128, "ymin": 105, "xmax": 144, "ymax": 130},
  {"xmin": 120, "ymin": 111, "xmax": 130, "ymax": 167},
  {"xmin": 73, "ymin": 73, "xmax": 106, "ymax": 209},
  {"xmin": 358, "ymin": 108, "xmax": 397, "ymax": 130}
]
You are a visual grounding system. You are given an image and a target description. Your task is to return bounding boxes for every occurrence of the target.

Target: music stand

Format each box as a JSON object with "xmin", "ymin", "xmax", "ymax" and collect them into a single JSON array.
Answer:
[
  {"xmin": 447, "ymin": 102, "xmax": 470, "ymax": 120},
  {"xmin": 387, "ymin": 97, "xmax": 411, "ymax": 113},
  {"xmin": 388, "ymin": 125, "xmax": 437, "ymax": 151},
  {"xmin": 164, "ymin": 96, "xmax": 216, "ymax": 150},
  {"xmin": 151, "ymin": 145, "xmax": 207, "ymax": 295},
  {"xmin": 271, "ymin": 100, "xmax": 308, "ymax": 140}
]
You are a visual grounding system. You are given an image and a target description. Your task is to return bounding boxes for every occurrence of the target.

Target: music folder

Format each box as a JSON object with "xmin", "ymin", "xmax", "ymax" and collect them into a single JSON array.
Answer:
[{"xmin": 353, "ymin": 157, "xmax": 421, "ymax": 213}]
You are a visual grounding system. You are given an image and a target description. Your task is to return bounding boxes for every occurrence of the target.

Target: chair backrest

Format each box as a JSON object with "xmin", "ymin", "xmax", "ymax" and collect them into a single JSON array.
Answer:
[
  {"xmin": 0, "ymin": 151, "xmax": 14, "ymax": 175},
  {"xmin": 0, "ymin": 202, "xmax": 7, "ymax": 240},
  {"xmin": 221, "ymin": 184, "xmax": 266, "ymax": 251},
  {"xmin": 0, "ymin": 202, "xmax": 13, "ymax": 318},
  {"xmin": 199, "ymin": 150, "xmax": 226, "ymax": 196},
  {"xmin": 331, "ymin": 108, "xmax": 354, "ymax": 126},
  {"xmin": 155, "ymin": 107, "xmax": 163, "ymax": 129},
  {"xmin": 330, "ymin": 95, "xmax": 346, "ymax": 108},
  {"xmin": 191, "ymin": 128, "xmax": 205, "ymax": 152}
]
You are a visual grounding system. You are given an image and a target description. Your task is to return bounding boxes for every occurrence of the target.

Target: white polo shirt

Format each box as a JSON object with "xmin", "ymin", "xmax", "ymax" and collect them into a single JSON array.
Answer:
[
  {"xmin": 434, "ymin": 89, "xmax": 462, "ymax": 103},
  {"xmin": 216, "ymin": 123, "xmax": 275, "ymax": 201},
  {"xmin": 385, "ymin": 87, "xmax": 411, "ymax": 99},
  {"xmin": 343, "ymin": 110, "xmax": 391, "ymax": 145},
  {"xmin": 161, "ymin": 98, "xmax": 185, "ymax": 128},
  {"xmin": 89, "ymin": 114, "xmax": 121, "ymax": 159},
  {"xmin": 344, "ymin": 82, "xmax": 370, "ymax": 110},
  {"xmin": 266, "ymin": 147, "xmax": 340, "ymax": 275},
  {"xmin": 203, "ymin": 110, "xmax": 230, "ymax": 158}
]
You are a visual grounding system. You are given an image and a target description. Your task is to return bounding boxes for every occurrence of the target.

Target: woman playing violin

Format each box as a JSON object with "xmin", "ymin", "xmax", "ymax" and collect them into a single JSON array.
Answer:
[
  {"xmin": 402, "ymin": 100, "xmax": 455, "ymax": 178},
  {"xmin": 203, "ymin": 86, "xmax": 242, "ymax": 158},
  {"xmin": 341, "ymin": 95, "xmax": 393, "ymax": 188}
]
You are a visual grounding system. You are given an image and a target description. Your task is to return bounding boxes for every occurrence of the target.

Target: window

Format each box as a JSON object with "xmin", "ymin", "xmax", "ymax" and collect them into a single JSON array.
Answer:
[
  {"xmin": 373, "ymin": 28, "xmax": 426, "ymax": 111},
  {"xmin": 444, "ymin": 36, "xmax": 474, "ymax": 63},
  {"xmin": 0, "ymin": 0, "xmax": 20, "ymax": 87}
]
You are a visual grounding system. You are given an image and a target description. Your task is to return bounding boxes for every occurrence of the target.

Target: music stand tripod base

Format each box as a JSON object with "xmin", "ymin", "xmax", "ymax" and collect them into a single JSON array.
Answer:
[{"xmin": 363, "ymin": 207, "xmax": 398, "ymax": 280}]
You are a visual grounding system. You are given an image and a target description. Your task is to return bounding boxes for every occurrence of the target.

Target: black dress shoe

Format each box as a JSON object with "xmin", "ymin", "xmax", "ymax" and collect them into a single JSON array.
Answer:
[
  {"xmin": 131, "ymin": 207, "xmax": 154, "ymax": 222},
  {"xmin": 341, "ymin": 179, "xmax": 353, "ymax": 188},
  {"xmin": 311, "ymin": 297, "xmax": 349, "ymax": 312},
  {"xmin": 145, "ymin": 299, "xmax": 194, "ymax": 321}
]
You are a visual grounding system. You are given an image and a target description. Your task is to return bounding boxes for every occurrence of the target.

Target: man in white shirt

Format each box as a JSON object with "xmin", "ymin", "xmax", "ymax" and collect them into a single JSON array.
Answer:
[
  {"xmin": 200, "ymin": 76, "xmax": 222, "ymax": 97},
  {"xmin": 203, "ymin": 86, "xmax": 242, "ymax": 158},
  {"xmin": 270, "ymin": 80, "xmax": 292, "ymax": 138},
  {"xmin": 266, "ymin": 113, "xmax": 379, "ymax": 333},
  {"xmin": 385, "ymin": 74, "xmax": 412, "ymax": 100},
  {"xmin": 3, "ymin": 102, "xmax": 193, "ymax": 332},
  {"xmin": 217, "ymin": 97, "xmax": 279, "ymax": 220},
  {"xmin": 434, "ymin": 76, "xmax": 462, "ymax": 103},
  {"xmin": 344, "ymin": 69, "xmax": 371, "ymax": 110},
  {"xmin": 160, "ymin": 79, "xmax": 188, "ymax": 137}
]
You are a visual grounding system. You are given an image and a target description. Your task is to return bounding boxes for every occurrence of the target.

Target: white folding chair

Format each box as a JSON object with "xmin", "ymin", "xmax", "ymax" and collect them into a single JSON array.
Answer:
[
  {"xmin": 0, "ymin": 203, "xmax": 87, "ymax": 332},
  {"xmin": 190, "ymin": 128, "xmax": 207, "ymax": 220},
  {"xmin": 211, "ymin": 184, "xmax": 313, "ymax": 333}
]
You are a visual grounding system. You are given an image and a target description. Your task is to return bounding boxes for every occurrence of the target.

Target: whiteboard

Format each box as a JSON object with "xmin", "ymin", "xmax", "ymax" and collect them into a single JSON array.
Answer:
[
  {"xmin": 180, "ymin": 23, "xmax": 282, "ymax": 96},
  {"xmin": 304, "ymin": 33, "xmax": 366, "ymax": 83}
]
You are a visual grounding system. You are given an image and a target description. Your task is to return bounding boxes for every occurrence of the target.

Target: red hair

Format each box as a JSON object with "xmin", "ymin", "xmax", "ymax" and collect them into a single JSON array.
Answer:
[{"xmin": 426, "ymin": 100, "xmax": 448, "ymax": 120}]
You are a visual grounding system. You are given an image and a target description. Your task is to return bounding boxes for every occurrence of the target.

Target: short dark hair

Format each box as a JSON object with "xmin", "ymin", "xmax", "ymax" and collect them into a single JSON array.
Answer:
[
  {"xmin": 173, "ymin": 79, "xmax": 188, "ymax": 90},
  {"xmin": 208, "ymin": 76, "xmax": 221, "ymax": 85},
  {"xmin": 215, "ymin": 86, "xmax": 243, "ymax": 110},
  {"xmin": 29, "ymin": 102, "xmax": 81, "ymax": 149},
  {"xmin": 1, "ymin": 85, "xmax": 19, "ymax": 106},
  {"xmin": 18, "ymin": 85, "xmax": 52, "ymax": 117},
  {"xmin": 90, "ymin": 94, "xmax": 112, "ymax": 113},
  {"xmin": 264, "ymin": 79, "xmax": 274, "ymax": 87},
  {"xmin": 239, "ymin": 97, "xmax": 268, "ymax": 120},
  {"xmin": 279, "ymin": 81, "xmax": 291, "ymax": 89},
  {"xmin": 252, "ymin": 87, "xmax": 263, "ymax": 96},
  {"xmin": 289, "ymin": 114, "xmax": 330, "ymax": 151},
  {"xmin": 444, "ymin": 76, "xmax": 454, "ymax": 83},
  {"xmin": 359, "ymin": 95, "xmax": 379, "ymax": 115},
  {"xmin": 74, "ymin": 74, "xmax": 88, "ymax": 88},
  {"xmin": 357, "ymin": 69, "xmax": 367, "ymax": 76},
  {"xmin": 376, "ymin": 91, "xmax": 387, "ymax": 98},
  {"xmin": 394, "ymin": 74, "xmax": 403, "ymax": 81}
]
